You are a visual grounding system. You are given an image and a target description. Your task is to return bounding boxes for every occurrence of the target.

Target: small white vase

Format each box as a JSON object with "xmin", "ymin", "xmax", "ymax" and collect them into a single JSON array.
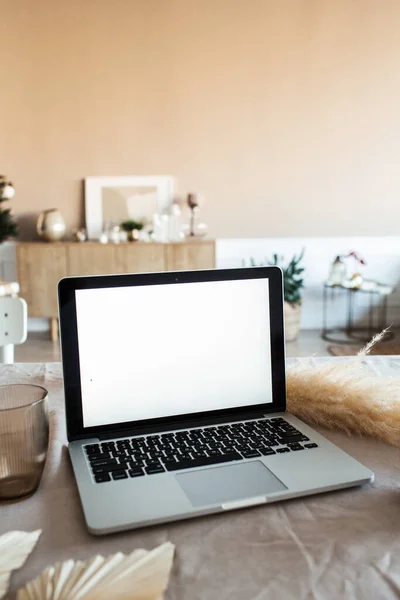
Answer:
[{"xmin": 37, "ymin": 209, "xmax": 66, "ymax": 242}]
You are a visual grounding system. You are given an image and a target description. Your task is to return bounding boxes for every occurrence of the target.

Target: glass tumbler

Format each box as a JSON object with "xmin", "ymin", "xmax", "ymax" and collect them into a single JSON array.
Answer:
[{"xmin": 0, "ymin": 384, "xmax": 49, "ymax": 500}]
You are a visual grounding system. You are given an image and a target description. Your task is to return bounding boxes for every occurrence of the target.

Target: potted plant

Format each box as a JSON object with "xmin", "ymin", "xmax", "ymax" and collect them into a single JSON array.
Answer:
[
  {"xmin": 251, "ymin": 249, "xmax": 305, "ymax": 342},
  {"xmin": 120, "ymin": 219, "xmax": 144, "ymax": 242}
]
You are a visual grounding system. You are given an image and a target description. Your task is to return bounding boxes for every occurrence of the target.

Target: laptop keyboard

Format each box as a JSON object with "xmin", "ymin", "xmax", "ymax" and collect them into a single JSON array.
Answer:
[{"xmin": 84, "ymin": 417, "xmax": 318, "ymax": 483}]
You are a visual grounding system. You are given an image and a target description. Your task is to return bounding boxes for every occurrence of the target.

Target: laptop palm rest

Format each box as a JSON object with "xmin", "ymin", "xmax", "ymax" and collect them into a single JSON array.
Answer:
[{"xmin": 175, "ymin": 461, "xmax": 287, "ymax": 508}]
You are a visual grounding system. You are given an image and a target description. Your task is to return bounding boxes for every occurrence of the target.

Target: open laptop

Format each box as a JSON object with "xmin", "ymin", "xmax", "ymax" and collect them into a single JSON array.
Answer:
[{"xmin": 58, "ymin": 266, "xmax": 373, "ymax": 535}]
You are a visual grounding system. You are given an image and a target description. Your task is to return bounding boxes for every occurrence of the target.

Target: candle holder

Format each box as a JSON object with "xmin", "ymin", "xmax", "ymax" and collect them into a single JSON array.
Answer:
[{"xmin": 187, "ymin": 193, "xmax": 201, "ymax": 237}]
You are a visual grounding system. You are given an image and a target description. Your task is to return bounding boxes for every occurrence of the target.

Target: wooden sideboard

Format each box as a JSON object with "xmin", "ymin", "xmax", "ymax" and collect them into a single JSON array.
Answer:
[{"xmin": 16, "ymin": 240, "xmax": 216, "ymax": 340}]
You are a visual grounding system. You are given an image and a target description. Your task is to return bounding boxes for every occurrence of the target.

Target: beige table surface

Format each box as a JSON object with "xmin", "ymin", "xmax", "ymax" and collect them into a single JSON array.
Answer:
[{"xmin": 1, "ymin": 360, "xmax": 400, "ymax": 600}]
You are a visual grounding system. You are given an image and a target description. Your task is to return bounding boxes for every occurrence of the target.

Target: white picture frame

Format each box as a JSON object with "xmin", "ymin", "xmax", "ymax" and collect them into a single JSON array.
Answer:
[{"xmin": 84, "ymin": 176, "xmax": 174, "ymax": 240}]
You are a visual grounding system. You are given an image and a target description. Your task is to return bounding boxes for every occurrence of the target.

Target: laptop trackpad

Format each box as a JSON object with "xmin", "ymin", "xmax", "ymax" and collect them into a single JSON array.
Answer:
[{"xmin": 175, "ymin": 461, "xmax": 287, "ymax": 507}]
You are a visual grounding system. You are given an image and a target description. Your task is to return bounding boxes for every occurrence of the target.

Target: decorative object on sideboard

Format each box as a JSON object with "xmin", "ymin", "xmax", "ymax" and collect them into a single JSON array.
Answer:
[
  {"xmin": 168, "ymin": 197, "xmax": 184, "ymax": 241},
  {"xmin": 187, "ymin": 193, "xmax": 200, "ymax": 237},
  {"xmin": 250, "ymin": 250, "xmax": 305, "ymax": 342},
  {"xmin": 120, "ymin": 219, "xmax": 144, "ymax": 242},
  {"xmin": 85, "ymin": 176, "xmax": 174, "ymax": 240},
  {"xmin": 36, "ymin": 209, "xmax": 66, "ymax": 242},
  {"xmin": 95, "ymin": 222, "xmax": 124, "ymax": 244},
  {"xmin": 109, "ymin": 224, "xmax": 122, "ymax": 244},
  {"xmin": 184, "ymin": 193, "xmax": 208, "ymax": 238},
  {"xmin": 151, "ymin": 212, "xmax": 170, "ymax": 242},
  {"xmin": 0, "ymin": 280, "xmax": 19, "ymax": 297},
  {"xmin": 0, "ymin": 176, "xmax": 18, "ymax": 243},
  {"xmin": 72, "ymin": 228, "xmax": 88, "ymax": 242}
]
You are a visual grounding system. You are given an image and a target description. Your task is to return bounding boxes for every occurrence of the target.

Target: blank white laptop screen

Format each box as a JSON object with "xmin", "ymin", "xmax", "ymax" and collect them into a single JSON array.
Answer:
[{"xmin": 75, "ymin": 278, "xmax": 273, "ymax": 428}]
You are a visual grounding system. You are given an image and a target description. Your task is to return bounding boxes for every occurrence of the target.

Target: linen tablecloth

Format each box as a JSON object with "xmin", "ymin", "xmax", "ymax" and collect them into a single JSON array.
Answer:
[{"xmin": 1, "ymin": 359, "xmax": 399, "ymax": 599}]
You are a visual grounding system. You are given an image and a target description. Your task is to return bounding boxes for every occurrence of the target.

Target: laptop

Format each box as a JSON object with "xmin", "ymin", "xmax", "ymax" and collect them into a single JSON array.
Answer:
[{"xmin": 58, "ymin": 266, "xmax": 373, "ymax": 535}]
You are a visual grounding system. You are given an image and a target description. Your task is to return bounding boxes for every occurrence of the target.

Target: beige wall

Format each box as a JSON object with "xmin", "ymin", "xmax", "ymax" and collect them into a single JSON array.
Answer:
[{"xmin": 2, "ymin": 0, "xmax": 400, "ymax": 239}]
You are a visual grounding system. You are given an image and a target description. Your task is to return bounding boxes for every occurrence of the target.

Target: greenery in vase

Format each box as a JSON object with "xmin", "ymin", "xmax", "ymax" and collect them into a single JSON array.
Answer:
[
  {"xmin": 120, "ymin": 219, "xmax": 144, "ymax": 232},
  {"xmin": 0, "ymin": 178, "xmax": 18, "ymax": 243},
  {"xmin": 250, "ymin": 249, "xmax": 305, "ymax": 306}
]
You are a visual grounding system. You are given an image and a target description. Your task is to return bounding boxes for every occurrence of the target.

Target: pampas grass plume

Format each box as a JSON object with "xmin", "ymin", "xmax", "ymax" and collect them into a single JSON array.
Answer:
[{"xmin": 287, "ymin": 329, "xmax": 400, "ymax": 447}]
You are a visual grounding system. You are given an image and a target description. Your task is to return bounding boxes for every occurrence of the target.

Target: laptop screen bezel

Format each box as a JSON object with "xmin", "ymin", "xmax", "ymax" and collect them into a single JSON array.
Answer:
[{"xmin": 58, "ymin": 267, "xmax": 286, "ymax": 442}]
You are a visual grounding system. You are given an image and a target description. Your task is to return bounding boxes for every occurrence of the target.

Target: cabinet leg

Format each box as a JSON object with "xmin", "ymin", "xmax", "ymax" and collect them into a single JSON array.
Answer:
[{"xmin": 50, "ymin": 318, "xmax": 59, "ymax": 342}]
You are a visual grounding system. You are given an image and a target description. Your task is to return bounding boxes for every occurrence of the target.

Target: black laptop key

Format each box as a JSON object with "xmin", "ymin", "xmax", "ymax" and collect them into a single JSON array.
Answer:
[
  {"xmin": 178, "ymin": 452, "xmax": 192, "ymax": 459},
  {"xmin": 259, "ymin": 447, "xmax": 276, "ymax": 456},
  {"xmin": 149, "ymin": 451, "xmax": 164, "ymax": 459},
  {"xmin": 117, "ymin": 442, "xmax": 131, "ymax": 450},
  {"xmin": 269, "ymin": 422, "xmax": 285, "ymax": 429},
  {"xmin": 92, "ymin": 463, "xmax": 123, "ymax": 474},
  {"xmin": 261, "ymin": 438, "xmax": 276, "ymax": 446},
  {"xmin": 145, "ymin": 464, "xmax": 165, "ymax": 475},
  {"xmin": 112, "ymin": 470, "xmax": 128, "ymax": 480},
  {"xmin": 207, "ymin": 449, "xmax": 222, "ymax": 456},
  {"xmin": 241, "ymin": 449, "xmax": 261, "ymax": 458},
  {"xmin": 222, "ymin": 446, "xmax": 235, "ymax": 453},
  {"xmin": 133, "ymin": 451, "xmax": 147, "ymax": 459},
  {"xmin": 290, "ymin": 445, "xmax": 304, "ymax": 451},
  {"xmin": 234, "ymin": 445, "xmax": 250, "ymax": 454},
  {"xmin": 163, "ymin": 453, "xmax": 176, "ymax": 461},
  {"xmin": 220, "ymin": 449, "xmax": 238, "ymax": 457},
  {"xmin": 146, "ymin": 457, "xmax": 161, "ymax": 465},
  {"xmin": 304, "ymin": 443, "xmax": 318, "ymax": 449},
  {"xmin": 249, "ymin": 440, "xmax": 265, "ymax": 449},
  {"xmin": 278, "ymin": 435, "xmax": 309, "ymax": 444},
  {"xmin": 90, "ymin": 458, "xmax": 118, "ymax": 468},
  {"xmin": 94, "ymin": 473, "xmax": 111, "ymax": 483},
  {"xmin": 162, "ymin": 459, "xmax": 178, "ymax": 469},
  {"xmin": 86, "ymin": 444, "xmax": 101, "ymax": 455},
  {"xmin": 128, "ymin": 467, "xmax": 145, "ymax": 477},
  {"xmin": 88, "ymin": 452, "xmax": 112, "ymax": 462},
  {"xmin": 101, "ymin": 442, "xmax": 115, "ymax": 452},
  {"xmin": 112, "ymin": 450, "xmax": 129, "ymax": 458},
  {"xmin": 276, "ymin": 447, "xmax": 291, "ymax": 453},
  {"xmin": 128, "ymin": 460, "xmax": 145, "ymax": 469},
  {"xmin": 165, "ymin": 452, "xmax": 243, "ymax": 471}
]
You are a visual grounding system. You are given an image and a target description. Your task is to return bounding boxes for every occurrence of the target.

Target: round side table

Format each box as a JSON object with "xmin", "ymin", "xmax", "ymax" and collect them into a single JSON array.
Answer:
[{"xmin": 322, "ymin": 280, "xmax": 394, "ymax": 344}]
